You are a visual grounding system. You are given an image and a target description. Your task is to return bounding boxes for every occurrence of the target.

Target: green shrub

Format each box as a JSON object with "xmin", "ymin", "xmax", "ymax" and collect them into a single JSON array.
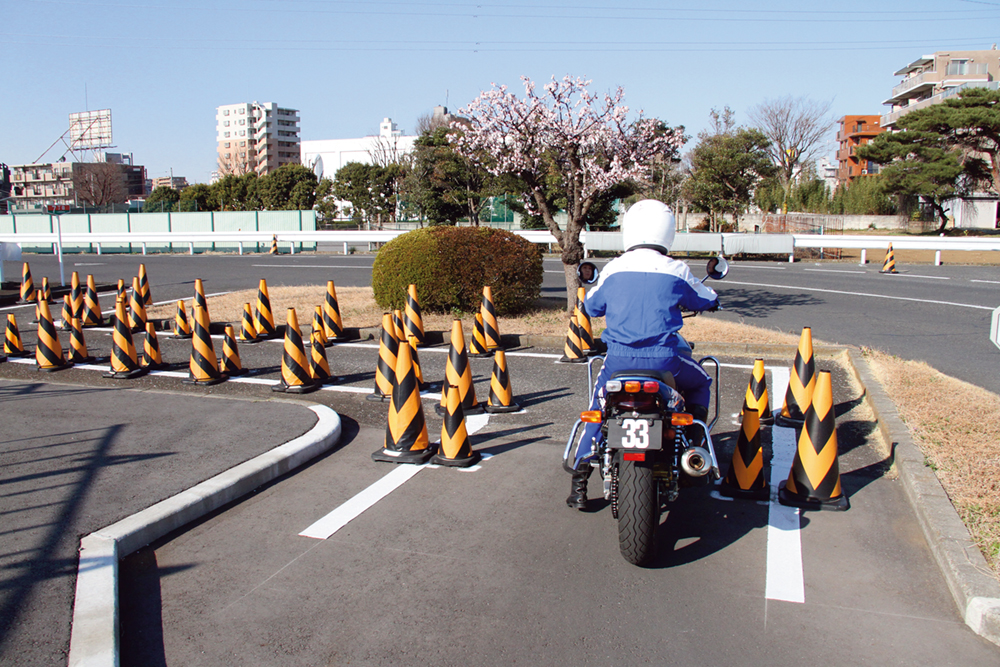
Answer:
[{"xmin": 372, "ymin": 226, "xmax": 543, "ymax": 315}]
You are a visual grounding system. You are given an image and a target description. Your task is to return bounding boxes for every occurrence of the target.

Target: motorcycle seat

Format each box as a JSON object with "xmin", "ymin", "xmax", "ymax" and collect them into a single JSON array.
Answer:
[{"xmin": 609, "ymin": 369, "xmax": 677, "ymax": 390}]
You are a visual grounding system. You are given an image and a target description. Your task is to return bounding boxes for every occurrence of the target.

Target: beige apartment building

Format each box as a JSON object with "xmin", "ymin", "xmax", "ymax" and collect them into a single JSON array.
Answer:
[
  {"xmin": 215, "ymin": 102, "xmax": 300, "ymax": 178},
  {"xmin": 882, "ymin": 47, "xmax": 1000, "ymax": 129}
]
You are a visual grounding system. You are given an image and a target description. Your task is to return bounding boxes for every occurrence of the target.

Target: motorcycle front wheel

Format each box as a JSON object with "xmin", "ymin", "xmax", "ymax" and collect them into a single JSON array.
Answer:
[{"xmin": 616, "ymin": 460, "xmax": 658, "ymax": 566}]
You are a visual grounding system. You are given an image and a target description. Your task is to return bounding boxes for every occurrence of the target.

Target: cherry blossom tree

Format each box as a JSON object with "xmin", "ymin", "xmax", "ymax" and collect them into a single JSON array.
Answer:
[{"xmin": 453, "ymin": 76, "xmax": 684, "ymax": 311}]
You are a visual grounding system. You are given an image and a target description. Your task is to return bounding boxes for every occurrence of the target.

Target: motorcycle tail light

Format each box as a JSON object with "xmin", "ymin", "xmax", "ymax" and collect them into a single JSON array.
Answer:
[
  {"xmin": 624, "ymin": 381, "xmax": 641, "ymax": 393},
  {"xmin": 623, "ymin": 452, "xmax": 646, "ymax": 462},
  {"xmin": 580, "ymin": 410, "xmax": 602, "ymax": 423},
  {"xmin": 671, "ymin": 413, "xmax": 694, "ymax": 426},
  {"xmin": 642, "ymin": 381, "xmax": 658, "ymax": 393},
  {"xmin": 605, "ymin": 380, "xmax": 622, "ymax": 392}
]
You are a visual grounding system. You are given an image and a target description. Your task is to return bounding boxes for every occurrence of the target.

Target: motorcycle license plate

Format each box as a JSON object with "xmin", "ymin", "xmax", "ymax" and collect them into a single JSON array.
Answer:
[{"xmin": 607, "ymin": 418, "xmax": 663, "ymax": 450}]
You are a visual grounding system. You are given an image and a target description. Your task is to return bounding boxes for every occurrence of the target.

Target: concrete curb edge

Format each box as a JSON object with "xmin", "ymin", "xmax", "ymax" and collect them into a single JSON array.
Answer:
[{"xmin": 66, "ymin": 403, "xmax": 343, "ymax": 667}]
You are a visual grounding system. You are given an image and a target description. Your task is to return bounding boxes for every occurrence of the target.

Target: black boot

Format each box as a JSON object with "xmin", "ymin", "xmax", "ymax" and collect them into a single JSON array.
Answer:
[{"xmin": 566, "ymin": 461, "xmax": 592, "ymax": 509}]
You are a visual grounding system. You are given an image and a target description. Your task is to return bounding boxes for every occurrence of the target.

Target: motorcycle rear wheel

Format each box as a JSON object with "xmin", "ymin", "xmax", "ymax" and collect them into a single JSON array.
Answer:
[{"xmin": 616, "ymin": 460, "xmax": 658, "ymax": 565}]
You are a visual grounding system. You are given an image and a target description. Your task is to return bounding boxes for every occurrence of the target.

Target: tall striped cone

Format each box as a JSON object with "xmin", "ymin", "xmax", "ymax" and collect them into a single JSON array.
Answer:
[
  {"xmin": 70, "ymin": 271, "xmax": 83, "ymax": 321},
  {"xmin": 219, "ymin": 324, "xmax": 246, "ymax": 376},
  {"xmin": 485, "ymin": 349, "xmax": 520, "ymax": 413},
  {"xmin": 116, "ymin": 279, "xmax": 127, "ymax": 307},
  {"xmin": 403, "ymin": 283, "xmax": 425, "ymax": 347},
  {"xmin": 309, "ymin": 327, "xmax": 336, "ymax": 385},
  {"xmin": 272, "ymin": 308, "xmax": 319, "ymax": 394},
  {"xmin": 322, "ymin": 280, "xmax": 347, "ymax": 342},
  {"xmin": 185, "ymin": 304, "xmax": 225, "ymax": 386},
  {"xmin": 128, "ymin": 277, "xmax": 147, "ymax": 333},
  {"xmin": 60, "ymin": 295, "xmax": 74, "ymax": 331},
  {"xmin": 720, "ymin": 401, "xmax": 768, "ymax": 500},
  {"xmin": 368, "ymin": 313, "xmax": 398, "ymax": 402},
  {"xmin": 392, "ymin": 309, "xmax": 406, "ymax": 346},
  {"xmin": 312, "ymin": 306, "xmax": 328, "ymax": 347},
  {"xmin": 575, "ymin": 288, "xmax": 594, "ymax": 355},
  {"xmin": 173, "ymin": 300, "xmax": 193, "ymax": 338},
  {"xmin": 559, "ymin": 315, "xmax": 587, "ymax": 363},
  {"xmin": 437, "ymin": 319, "xmax": 482, "ymax": 416},
  {"xmin": 68, "ymin": 316, "xmax": 95, "ymax": 364},
  {"xmin": 254, "ymin": 279, "xmax": 277, "ymax": 339},
  {"xmin": 5, "ymin": 314, "xmax": 29, "ymax": 357},
  {"xmin": 103, "ymin": 298, "xmax": 147, "ymax": 379},
  {"xmin": 372, "ymin": 341, "xmax": 433, "ymax": 464},
  {"xmin": 81, "ymin": 275, "xmax": 105, "ymax": 327},
  {"xmin": 35, "ymin": 298, "xmax": 71, "ymax": 372},
  {"xmin": 432, "ymin": 384, "xmax": 481, "ymax": 467},
  {"xmin": 20, "ymin": 262, "xmax": 35, "ymax": 302},
  {"xmin": 880, "ymin": 243, "xmax": 898, "ymax": 274},
  {"xmin": 742, "ymin": 359, "xmax": 773, "ymax": 424},
  {"xmin": 407, "ymin": 335, "xmax": 426, "ymax": 390},
  {"xmin": 468, "ymin": 312, "xmax": 491, "ymax": 358},
  {"xmin": 237, "ymin": 302, "xmax": 259, "ymax": 344},
  {"xmin": 779, "ymin": 370, "xmax": 849, "ymax": 511},
  {"xmin": 481, "ymin": 286, "xmax": 502, "ymax": 351},
  {"xmin": 138, "ymin": 263, "xmax": 152, "ymax": 305},
  {"xmin": 193, "ymin": 278, "xmax": 209, "ymax": 318},
  {"xmin": 269, "ymin": 235, "xmax": 279, "ymax": 254},
  {"xmin": 776, "ymin": 327, "xmax": 816, "ymax": 427},
  {"xmin": 40, "ymin": 277, "xmax": 51, "ymax": 304},
  {"xmin": 142, "ymin": 321, "xmax": 165, "ymax": 370}
]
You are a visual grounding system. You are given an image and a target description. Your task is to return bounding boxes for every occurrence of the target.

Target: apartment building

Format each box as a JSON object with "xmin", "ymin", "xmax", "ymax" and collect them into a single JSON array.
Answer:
[
  {"xmin": 882, "ymin": 47, "xmax": 1000, "ymax": 129},
  {"xmin": 0, "ymin": 164, "xmax": 10, "ymax": 214},
  {"xmin": 149, "ymin": 176, "xmax": 189, "ymax": 192},
  {"xmin": 8, "ymin": 153, "xmax": 146, "ymax": 211},
  {"xmin": 216, "ymin": 102, "xmax": 300, "ymax": 177},
  {"xmin": 835, "ymin": 115, "xmax": 884, "ymax": 186}
]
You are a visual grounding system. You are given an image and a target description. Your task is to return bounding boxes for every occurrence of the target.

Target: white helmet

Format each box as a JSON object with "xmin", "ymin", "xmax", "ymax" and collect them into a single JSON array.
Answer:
[{"xmin": 621, "ymin": 199, "xmax": 676, "ymax": 253}]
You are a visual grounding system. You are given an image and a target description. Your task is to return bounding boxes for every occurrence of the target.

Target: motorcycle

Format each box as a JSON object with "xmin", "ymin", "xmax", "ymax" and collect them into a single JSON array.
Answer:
[{"xmin": 562, "ymin": 256, "xmax": 729, "ymax": 566}]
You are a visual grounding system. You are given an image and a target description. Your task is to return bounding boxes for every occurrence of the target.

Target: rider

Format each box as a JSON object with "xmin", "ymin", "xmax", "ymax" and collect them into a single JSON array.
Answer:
[{"xmin": 567, "ymin": 199, "xmax": 720, "ymax": 509}]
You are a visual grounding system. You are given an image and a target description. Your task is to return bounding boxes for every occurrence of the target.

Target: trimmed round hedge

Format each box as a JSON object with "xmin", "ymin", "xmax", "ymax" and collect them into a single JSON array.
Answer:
[{"xmin": 372, "ymin": 226, "xmax": 543, "ymax": 315}]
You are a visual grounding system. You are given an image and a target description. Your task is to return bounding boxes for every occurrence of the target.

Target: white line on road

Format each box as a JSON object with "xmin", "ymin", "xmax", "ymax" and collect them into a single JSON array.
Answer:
[
  {"xmin": 803, "ymin": 268, "xmax": 865, "ymax": 275},
  {"xmin": 251, "ymin": 264, "xmax": 371, "ymax": 269},
  {"xmin": 884, "ymin": 273, "xmax": 950, "ymax": 280},
  {"xmin": 74, "ymin": 262, "xmax": 105, "ymax": 266},
  {"xmin": 971, "ymin": 279, "xmax": 1000, "ymax": 285},
  {"xmin": 733, "ymin": 265, "xmax": 787, "ymax": 270},
  {"xmin": 724, "ymin": 280, "xmax": 993, "ymax": 310}
]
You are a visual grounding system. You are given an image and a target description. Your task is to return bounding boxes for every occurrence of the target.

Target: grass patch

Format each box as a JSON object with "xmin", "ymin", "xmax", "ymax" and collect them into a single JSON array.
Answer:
[{"xmin": 862, "ymin": 347, "xmax": 1000, "ymax": 579}]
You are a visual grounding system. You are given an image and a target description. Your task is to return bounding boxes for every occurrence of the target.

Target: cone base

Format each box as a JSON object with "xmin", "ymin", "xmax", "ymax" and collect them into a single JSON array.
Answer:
[
  {"xmin": 719, "ymin": 483, "xmax": 770, "ymax": 501},
  {"xmin": 0, "ymin": 355, "xmax": 5, "ymax": 363},
  {"xmin": 69, "ymin": 355, "xmax": 97, "ymax": 365},
  {"xmin": 366, "ymin": 392, "xmax": 392, "ymax": 402},
  {"xmin": 436, "ymin": 403, "xmax": 484, "ymax": 416},
  {"xmin": 5, "ymin": 350, "xmax": 32, "ymax": 358},
  {"xmin": 129, "ymin": 325, "xmax": 147, "ymax": 334},
  {"xmin": 327, "ymin": 335, "xmax": 352, "ymax": 343},
  {"xmin": 222, "ymin": 366, "xmax": 247, "ymax": 376},
  {"xmin": 172, "ymin": 331, "xmax": 193, "ymax": 339},
  {"xmin": 271, "ymin": 380, "xmax": 319, "ymax": 394},
  {"xmin": 103, "ymin": 367, "xmax": 149, "ymax": 379},
  {"xmin": 468, "ymin": 351, "xmax": 493, "ymax": 358},
  {"xmin": 237, "ymin": 335, "xmax": 262, "ymax": 345},
  {"xmin": 485, "ymin": 403, "xmax": 521, "ymax": 413},
  {"xmin": 431, "ymin": 451, "xmax": 481, "ymax": 467},
  {"xmin": 184, "ymin": 374, "xmax": 227, "ymax": 386},
  {"xmin": 254, "ymin": 332, "xmax": 279, "ymax": 341},
  {"xmin": 778, "ymin": 482, "xmax": 849, "ymax": 511},
  {"xmin": 37, "ymin": 360, "xmax": 74, "ymax": 372},
  {"xmin": 743, "ymin": 408, "xmax": 774, "ymax": 424},
  {"xmin": 879, "ymin": 269, "xmax": 898, "ymax": 274},
  {"xmin": 774, "ymin": 414, "xmax": 804, "ymax": 428},
  {"xmin": 372, "ymin": 447, "xmax": 434, "ymax": 465},
  {"xmin": 312, "ymin": 375, "xmax": 340, "ymax": 385},
  {"xmin": 142, "ymin": 361, "xmax": 167, "ymax": 371},
  {"xmin": 557, "ymin": 356, "xmax": 588, "ymax": 364},
  {"xmin": 81, "ymin": 320, "xmax": 106, "ymax": 328}
]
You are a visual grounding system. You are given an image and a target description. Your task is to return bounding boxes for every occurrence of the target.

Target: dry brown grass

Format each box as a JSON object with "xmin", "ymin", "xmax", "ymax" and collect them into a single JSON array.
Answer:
[{"xmin": 863, "ymin": 347, "xmax": 1000, "ymax": 577}]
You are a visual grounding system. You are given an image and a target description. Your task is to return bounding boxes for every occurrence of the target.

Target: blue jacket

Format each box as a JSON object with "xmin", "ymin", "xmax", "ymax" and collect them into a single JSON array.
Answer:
[{"xmin": 584, "ymin": 248, "xmax": 719, "ymax": 358}]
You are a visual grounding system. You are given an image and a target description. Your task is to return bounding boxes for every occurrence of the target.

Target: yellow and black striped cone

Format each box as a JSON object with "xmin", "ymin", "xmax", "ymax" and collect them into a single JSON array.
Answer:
[
  {"xmin": 70, "ymin": 271, "xmax": 83, "ymax": 321},
  {"xmin": 432, "ymin": 384, "xmax": 481, "ymax": 467},
  {"xmin": 20, "ymin": 262, "xmax": 35, "ymax": 302},
  {"xmin": 407, "ymin": 334, "xmax": 427, "ymax": 390},
  {"xmin": 128, "ymin": 277, "xmax": 147, "ymax": 333},
  {"xmin": 880, "ymin": 243, "xmax": 898, "ymax": 274},
  {"xmin": 81, "ymin": 275, "xmax": 105, "ymax": 327},
  {"xmin": 322, "ymin": 280, "xmax": 348, "ymax": 342},
  {"xmin": 742, "ymin": 358, "xmax": 773, "ymax": 424},
  {"xmin": 103, "ymin": 298, "xmax": 147, "ymax": 379},
  {"xmin": 4, "ymin": 314, "xmax": 29, "ymax": 357},
  {"xmin": 194, "ymin": 278, "xmax": 209, "ymax": 318},
  {"xmin": 392, "ymin": 309, "xmax": 406, "ymax": 346},
  {"xmin": 173, "ymin": 300, "xmax": 193, "ymax": 338},
  {"xmin": 436, "ymin": 319, "xmax": 482, "ymax": 416},
  {"xmin": 35, "ymin": 298, "xmax": 72, "ymax": 372},
  {"xmin": 309, "ymin": 326, "xmax": 337, "ymax": 385},
  {"xmin": 481, "ymin": 286, "xmax": 502, "ymax": 351},
  {"xmin": 779, "ymin": 370, "xmax": 849, "ymax": 511},
  {"xmin": 254, "ymin": 279, "xmax": 277, "ymax": 339},
  {"xmin": 269, "ymin": 235, "xmax": 278, "ymax": 254},
  {"xmin": 142, "ymin": 321, "xmax": 165, "ymax": 370},
  {"xmin": 403, "ymin": 283, "xmax": 425, "ymax": 347},
  {"xmin": 237, "ymin": 302, "xmax": 259, "ymax": 344},
  {"xmin": 138, "ymin": 263, "xmax": 152, "ymax": 305},
  {"xmin": 40, "ymin": 277, "xmax": 51, "ymax": 304},
  {"xmin": 68, "ymin": 316, "xmax": 95, "ymax": 364},
  {"xmin": 312, "ymin": 306, "xmax": 328, "ymax": 347},
  {"xmin": 372, "ymin": 341, "xmax": 433, "ymax": 464},
  {"xmin": 368, "ymin": 313, "xmax": 398, "ymax": 402},
  {"xmin": 185, "ymin": 304, "xmax": 225, "ymax": 386},
  {"xmin": 559, "ymin": 315, "xmax": 587, "ymax": 363},
  {"xmin": 60, "ymin": 295, "xmax": 74, "ymax": 331},
  {"xmin": 116, "ymin": 278, "xmax": 127, "ymax": 304},
  {"xmin": 575, "ymin": 288, "xmax": 594, "ymax": 355},
  {"xmin": 776, "ymin": 327, "xmax": 816, "ymax": 428},
  {"xmin": 468, "ymin": 312, "xmax": 491, "ymax": 358},
  {"xmin": 272, "ymin": 308, "xmax": 319, "ymax": 394},
  {"xmin": 721, "ymin": 401, "xmax": 768, "ymax": 500},
  {"xmin": 485, "ymin": 349, "xmax": 520, "ymax": 413},
  {"xmin": 219, "ymin": 324, "xmax": 246, "ymax": 377}
]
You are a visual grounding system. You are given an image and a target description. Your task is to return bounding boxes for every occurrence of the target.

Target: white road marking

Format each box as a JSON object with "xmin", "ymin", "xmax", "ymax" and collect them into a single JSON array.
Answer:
[
  {"xmin": 251, "ymin": 264, "xmax": 370, "ymax": 269},
  {"xmin": 299, "ymin": 413, "xmax": 492, "ymax": 540},
  {"xmin": 765, "ymin": 366, "xmax": 805, "ymax": 604},
  {"xmin": 971, "ymin": 279, "xmax": 1000, "ymax": 285},
  {"xmin": 884, "ymin": 273, "xmax": 950, "ymax": 280},
  {"xmin": 73, "ymin": 262, "xmax": 105, "ymax": 266},
  {"xmin": 803, "ymin": 268, "xmax": 865, "ymax": 275},
  {"xmin": 733, "ymin": 265, "xmax": 787, "ymax": 270},
  {"xmin": 724, "ymin": 280, "xmax": 993, "ymax": 310}
]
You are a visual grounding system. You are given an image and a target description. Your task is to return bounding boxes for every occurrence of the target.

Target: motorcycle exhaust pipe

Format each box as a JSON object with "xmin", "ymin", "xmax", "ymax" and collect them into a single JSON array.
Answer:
[{"xmin": 680, "ymin": 447, "xmax": 712, "ymax": 477}]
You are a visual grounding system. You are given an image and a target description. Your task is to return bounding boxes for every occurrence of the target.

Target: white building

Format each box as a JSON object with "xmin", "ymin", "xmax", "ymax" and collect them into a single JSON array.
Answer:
[
  {"xmin": 216, "ymin": 102, "xmax": 300, "ymax": 177},
  {"xmin": 301, "ymin": 117, "xmax": 419, "ymax": 181}
]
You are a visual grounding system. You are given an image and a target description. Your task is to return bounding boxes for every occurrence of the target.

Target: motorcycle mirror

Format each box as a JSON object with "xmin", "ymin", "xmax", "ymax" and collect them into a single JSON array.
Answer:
[
  {"xmin": 705, "ymin": 255, "xmax": 729, "ymax": 281},
  {"xmin": 577, "ymin": 261, "xmax": 600, "ymax": 286}
]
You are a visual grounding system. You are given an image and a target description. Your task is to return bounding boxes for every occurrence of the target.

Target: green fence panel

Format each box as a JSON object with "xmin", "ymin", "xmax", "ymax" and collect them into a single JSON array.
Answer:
[
  {"xmin": 167, "ymin": 212, "xmax": 215, "ymax": 252},
  {"xmin": 89, "ymin": 213, "xmax": 131, "ymax": 252},
  {"xmin": 129, "ymin": 213, "xmax": 172, "ymax": 252},
  {"xmin": 212, "ymin": 211, "xmax": 257, "ymax": 252}
]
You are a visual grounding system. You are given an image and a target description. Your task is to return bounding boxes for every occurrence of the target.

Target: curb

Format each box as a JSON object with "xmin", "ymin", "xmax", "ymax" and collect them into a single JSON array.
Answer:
[{"xmin": 66, "ymin": 403, "xmax": 343, "ymax": 667}]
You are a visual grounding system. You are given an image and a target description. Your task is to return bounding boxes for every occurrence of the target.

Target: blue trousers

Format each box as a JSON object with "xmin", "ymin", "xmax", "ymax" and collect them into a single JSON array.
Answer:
[{"xmin": 575, "ymin": 354, "xmax": 712, "ymax": 466}]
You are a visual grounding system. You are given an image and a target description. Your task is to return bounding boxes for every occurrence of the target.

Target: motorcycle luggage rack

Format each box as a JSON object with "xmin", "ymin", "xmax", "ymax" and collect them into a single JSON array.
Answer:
[
  {"xmin": 586, "ymin": 355, "xmax": 605, "ymax": 400},
  {"xmin": 562, "ymin": 419, "xmax": 586, "ymax": 474},
  {"xmin": 698, "ymin": 355, "xmax": 720, "ymax": 431}
]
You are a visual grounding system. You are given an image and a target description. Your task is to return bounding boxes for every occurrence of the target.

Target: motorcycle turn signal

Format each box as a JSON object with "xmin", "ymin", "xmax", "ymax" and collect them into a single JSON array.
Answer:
[
  {"xmin": 580, "ymin": 410, "xmax": 602, "ymax": 423},
  {"xmin": 671, "ymin": 413, "xmax": 694, "ymax": 426}
]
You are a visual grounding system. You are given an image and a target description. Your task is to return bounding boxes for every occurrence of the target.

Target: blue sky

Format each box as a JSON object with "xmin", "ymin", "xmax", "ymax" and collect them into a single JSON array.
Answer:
[{"xmin": 4, "ymin": 0, "xmax": 999, "ymax": 184}]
